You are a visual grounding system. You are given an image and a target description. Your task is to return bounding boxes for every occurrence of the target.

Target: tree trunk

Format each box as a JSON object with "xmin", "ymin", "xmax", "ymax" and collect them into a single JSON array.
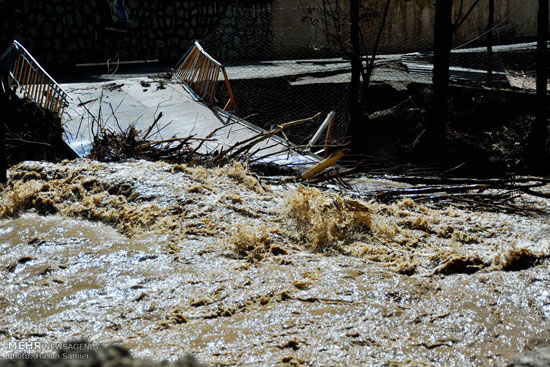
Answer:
[
  {"xmin": 413, "ymin": 0, "xmax": 452, "ymax": 156},
  {"xmin": 363, "ymin": 0, "xmax": 391, "ymax": 96},
  {"xmin": 348, "ymin": 0, "xmax": 363, "ymax": 151},
  {"xmin": 527, "ymin": 0, "xmax": 548, "ymax": 169},
  {"xmin": 429, "ymin": 0, "xmax": 453, "ymax": 141}
]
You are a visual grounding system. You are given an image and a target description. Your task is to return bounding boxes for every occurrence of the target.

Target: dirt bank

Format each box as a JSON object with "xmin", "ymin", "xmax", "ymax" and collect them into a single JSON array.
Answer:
[
  {"xmin": 0, "ymin": 160, "xmax": 549, "ymax": 366},
  {"xmin": 355, "ymin": 83, "xmax": 550, "ymax": 176},
  {"xmin": 0, "ymin": 84, "xmax": 75, "ymax": 167}
]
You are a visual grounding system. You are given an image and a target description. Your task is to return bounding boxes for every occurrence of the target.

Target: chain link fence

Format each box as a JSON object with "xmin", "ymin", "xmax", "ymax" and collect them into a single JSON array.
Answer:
[{"xmin": 188, "ymin": 0, "xmax": 544, "ymax": 156}]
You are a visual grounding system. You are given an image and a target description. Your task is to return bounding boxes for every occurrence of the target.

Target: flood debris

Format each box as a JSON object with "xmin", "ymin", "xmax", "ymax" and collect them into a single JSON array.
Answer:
[
  {"xmin": 368, "ymin": 176, "xmax": 550, "ymax": 215},
  {"xmin": 211, "ymin": 113, "xmax": 322, "ymax": 166},
  {"xmin": 84, "ymin": 101, "xmax": 322, "ymax": 174},
  {"xmin": 88, "ymin": 118, "xmax": 217, "ymax": 165},
  {"xmin": 300, "ymin": 150, "xmax": 344, "ymax": 180}
]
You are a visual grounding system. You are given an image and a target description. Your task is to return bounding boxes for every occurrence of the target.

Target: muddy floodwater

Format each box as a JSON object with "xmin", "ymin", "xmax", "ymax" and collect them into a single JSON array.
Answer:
[{"xmin": 0, "ymin": 160, "xmax": 549, "ymax": 366}]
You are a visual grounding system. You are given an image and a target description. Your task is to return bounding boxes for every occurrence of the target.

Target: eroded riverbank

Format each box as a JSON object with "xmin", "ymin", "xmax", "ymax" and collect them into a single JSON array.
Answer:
[{"xmin": 0, "ymin": 160, "xmax": 549, "ymax": 366}]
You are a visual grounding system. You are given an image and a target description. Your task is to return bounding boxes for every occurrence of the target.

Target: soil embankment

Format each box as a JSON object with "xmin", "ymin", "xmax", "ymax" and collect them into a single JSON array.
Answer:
[{"xmin": 0, "ymin": 83, "xmax": 75, "ymax": 167}]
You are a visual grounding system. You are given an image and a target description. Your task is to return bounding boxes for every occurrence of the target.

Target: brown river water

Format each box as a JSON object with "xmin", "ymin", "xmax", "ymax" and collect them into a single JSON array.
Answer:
[{"xmin": 0, "ymin": 159, "xmax": 549, "ymax": 366}]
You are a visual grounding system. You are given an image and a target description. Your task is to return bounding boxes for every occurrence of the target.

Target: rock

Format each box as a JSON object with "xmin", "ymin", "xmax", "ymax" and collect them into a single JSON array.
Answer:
[
  {"xmin": 0, "ymin": 343, "xmax": 204, "ymax": 367},
  {"xmin": 505, "ymin": 347, "xmax": 550, "ymax": 367}
]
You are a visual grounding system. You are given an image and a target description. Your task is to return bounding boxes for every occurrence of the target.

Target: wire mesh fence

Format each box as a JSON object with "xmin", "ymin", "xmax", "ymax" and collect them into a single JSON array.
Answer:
[
  {"xmin": 199, "ymin": 2, "xmax": 352, "ymax": 149},
  {"xmin": 187, "ymin": 0, "xmax": 544, "ymax": 155}
]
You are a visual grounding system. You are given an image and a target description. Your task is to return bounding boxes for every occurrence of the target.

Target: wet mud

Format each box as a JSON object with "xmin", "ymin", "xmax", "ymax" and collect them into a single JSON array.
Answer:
[{"xmin": 0, "ymin": 160, "xmax": 549, "ymax": 366}]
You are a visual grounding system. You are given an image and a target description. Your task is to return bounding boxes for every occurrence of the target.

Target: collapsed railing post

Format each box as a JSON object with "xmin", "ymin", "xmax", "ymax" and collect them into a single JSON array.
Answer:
[
  {"xmin": 221, "ymin": 67, "xmax": 236, "ymax": 111},
  {"xmin": 323, "ymin": 114, "xmax": 335, "ymax": 158},
  {"xmin": 306, "ymin": 111, "xmax": 335, "ymax": 155},
  {"xmin": 174, "ymin": 41, "xmax": 237, "ymax": 112}
]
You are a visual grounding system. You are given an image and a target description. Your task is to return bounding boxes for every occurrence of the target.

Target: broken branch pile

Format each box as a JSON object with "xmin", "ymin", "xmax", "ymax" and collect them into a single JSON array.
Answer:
[
  {"xmin": 369, "ymin": 176, "xmax": 550, "ymax": 214},
  {"xmin": 88, "ymin": 109, "xmax": 324, "ymax": 170}
]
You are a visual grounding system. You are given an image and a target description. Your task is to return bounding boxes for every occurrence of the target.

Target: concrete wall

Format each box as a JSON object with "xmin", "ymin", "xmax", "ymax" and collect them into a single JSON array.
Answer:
[
  {"xmin": 335, "ymin": 0, "xmax": 540, "ymax": 53},
  {"xmin": 272, "ymin": 0, "xmax": 333, "ymax": 56},
  {"xmin": 272, "ymin": 0, "xmax": 542, "ymax": 56},
  {"xmin": 200, "ymin": 2, "xmax": 274, "ymax": 61}
]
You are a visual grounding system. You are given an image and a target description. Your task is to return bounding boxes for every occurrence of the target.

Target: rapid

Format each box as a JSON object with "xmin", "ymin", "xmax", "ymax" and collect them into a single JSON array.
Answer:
[{"xmin": 0, "ymin": 159, "xmax": 549, "ymax": 366}]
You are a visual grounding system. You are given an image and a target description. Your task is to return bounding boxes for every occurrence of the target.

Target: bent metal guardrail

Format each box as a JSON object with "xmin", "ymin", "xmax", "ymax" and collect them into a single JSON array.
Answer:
[
  {"xmin": 174, "ymin": 41, "xmax": 237, "ymax": 112},
  {"xmin": 0, "ymin": 40, "xmax": 70, "ymax": 116}
]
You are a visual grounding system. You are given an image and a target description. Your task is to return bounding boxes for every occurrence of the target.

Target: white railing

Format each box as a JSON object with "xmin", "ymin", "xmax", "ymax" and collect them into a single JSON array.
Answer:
[
  {"xmin": 0, "ymin": 40, "xmax": 70, "ymax": 116},
  {"xmin": 174, "ymin": 41, "xmax": 237, "ymax": 111}
]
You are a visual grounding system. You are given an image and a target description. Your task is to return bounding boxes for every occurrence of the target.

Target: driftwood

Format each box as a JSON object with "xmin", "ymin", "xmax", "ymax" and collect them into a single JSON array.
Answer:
[
  {"xmin": 304, "ymin": 165, "xmax": 362, "ymax": 184},
  {"xmin": 363, "ymin": 176, "xmax": 550, "ymax": 215},
  {"xmin": 301, "ymin": 150, "xmax": 344, "ymax": 180}
]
